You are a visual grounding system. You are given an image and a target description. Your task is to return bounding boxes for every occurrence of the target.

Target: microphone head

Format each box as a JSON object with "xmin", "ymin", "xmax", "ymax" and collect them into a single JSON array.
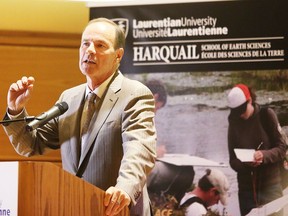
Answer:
[
  {"xmin": 25, "ymin": 101, "xmax": 69, "ymax": 132},
  {"xmin": 55, "ymin": 101, "xmax": 69, "ymax": 114}
]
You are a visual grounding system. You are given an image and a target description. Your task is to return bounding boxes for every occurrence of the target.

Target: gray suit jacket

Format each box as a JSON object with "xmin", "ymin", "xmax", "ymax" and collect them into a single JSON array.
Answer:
[{"xmin": 3, "ymin": 71, "xmax": 157, "ymax": 216}]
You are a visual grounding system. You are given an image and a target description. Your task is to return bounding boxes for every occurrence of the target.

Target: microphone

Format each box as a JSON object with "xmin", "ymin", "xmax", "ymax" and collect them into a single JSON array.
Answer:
[{"xmin": 26, "ymin": 101, "xmax": 69, "ymax": 131}]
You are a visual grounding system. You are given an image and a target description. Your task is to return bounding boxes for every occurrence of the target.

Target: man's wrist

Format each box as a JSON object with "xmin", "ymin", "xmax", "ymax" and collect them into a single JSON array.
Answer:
[{"xmin": 7, "ymin": 107, "xmax": 25, "ymax": 118}]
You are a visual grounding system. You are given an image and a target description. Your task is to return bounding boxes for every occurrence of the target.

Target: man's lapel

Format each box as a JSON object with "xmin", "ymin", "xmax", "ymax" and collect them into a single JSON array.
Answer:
[
  {"xmin": 64, "ymin": 85, "xmax": 86, "ymax": 169},
  {"xmin": 78, "ymin": 72, "xmax": 123, "ymax": 167}
]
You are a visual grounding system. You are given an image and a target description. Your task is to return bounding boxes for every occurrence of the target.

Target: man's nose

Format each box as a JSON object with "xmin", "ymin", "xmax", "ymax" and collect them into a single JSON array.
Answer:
[{"xmin": 87, "ymin": 43, "xmax": 96, "ymax": 54}]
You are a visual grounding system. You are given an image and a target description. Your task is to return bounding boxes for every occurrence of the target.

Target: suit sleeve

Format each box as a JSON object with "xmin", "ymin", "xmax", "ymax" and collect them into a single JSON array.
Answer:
[
  {"xmin": 115, "ymin": 84, "xmax": 157, "ymax": 205},
  {"xmin": 2, "ymin": 101, "xmax": 62, "ymax": 157}
]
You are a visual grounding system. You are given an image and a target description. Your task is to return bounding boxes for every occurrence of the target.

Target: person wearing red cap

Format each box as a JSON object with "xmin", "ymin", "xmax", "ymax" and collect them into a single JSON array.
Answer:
[{"xmin": 227, "ymin": 84, "xmax": 286, "ymax": 216}]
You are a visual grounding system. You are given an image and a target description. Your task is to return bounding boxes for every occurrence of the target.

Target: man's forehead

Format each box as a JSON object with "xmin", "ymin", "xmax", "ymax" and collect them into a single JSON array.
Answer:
[
  {"xmin": 85, "ymin": 21, "xmax": 115, "ymax": 34},
  {"xmin": 82, "ymin": 22, "xmax": 116, "ymax": 41}
]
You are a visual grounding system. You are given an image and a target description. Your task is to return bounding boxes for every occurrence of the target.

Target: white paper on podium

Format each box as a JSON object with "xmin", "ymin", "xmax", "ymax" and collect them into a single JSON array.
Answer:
[
  {"xmin": 246, "ymin": 194, "xmax": 288, "ymax": 216},
  {"xmin": 234, "ymin": 148, "xmax": 255, "ymax": 162},
  {"xmin": 157, "ymin": 154, "xmax": 227, "ymax": 167},
  {"xmin": 0, "ymin": 162, "xmax": 19, "ymax": 215}
]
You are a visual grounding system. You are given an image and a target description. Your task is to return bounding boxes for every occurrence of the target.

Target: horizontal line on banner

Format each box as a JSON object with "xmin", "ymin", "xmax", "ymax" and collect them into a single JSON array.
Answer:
[
  {"xmin": 133, "ymin": 58, "xmax": 284, "ymax": 65},
  {"xmin": 133, "ymin": 36, "xmax": 284, "ymax": 45}
]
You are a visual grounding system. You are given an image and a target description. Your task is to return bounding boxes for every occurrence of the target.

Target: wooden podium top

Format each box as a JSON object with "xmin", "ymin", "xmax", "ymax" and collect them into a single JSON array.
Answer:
[{"xmin": 17, "ymin": 161, "xmax": 129, "ymax": 216}]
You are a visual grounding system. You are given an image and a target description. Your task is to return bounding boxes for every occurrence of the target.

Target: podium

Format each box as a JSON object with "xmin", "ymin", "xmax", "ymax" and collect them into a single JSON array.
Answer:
[{"xmin": 0, "ymin": 161, "xmax": 129, "ymax": 216}]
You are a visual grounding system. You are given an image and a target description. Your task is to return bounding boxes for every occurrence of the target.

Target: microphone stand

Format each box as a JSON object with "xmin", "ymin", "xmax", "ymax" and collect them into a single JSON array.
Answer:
[{"xmin": 0, "ymin": 116, "xmax": 36, "ymax": 125}]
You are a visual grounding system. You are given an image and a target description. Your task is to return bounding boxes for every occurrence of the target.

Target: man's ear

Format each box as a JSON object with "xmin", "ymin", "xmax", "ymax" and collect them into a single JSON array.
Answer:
[
  {"xmin": 116, "ymin": 48, "xmax": 124, "ymax": 62},
  {"xmin": 212, "ymin": 188, "xmax": 220, "ymax": 196}
]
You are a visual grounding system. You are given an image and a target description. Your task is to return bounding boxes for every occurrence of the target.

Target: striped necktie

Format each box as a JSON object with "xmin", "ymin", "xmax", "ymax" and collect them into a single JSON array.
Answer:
[{"xmin": 81, "ymin": 92, "xmax": 96, "ymax": 153}]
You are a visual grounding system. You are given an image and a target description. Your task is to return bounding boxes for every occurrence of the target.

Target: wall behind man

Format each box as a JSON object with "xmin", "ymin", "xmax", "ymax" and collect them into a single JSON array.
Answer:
[
  {"xmin": 0, "ymin": 0, "xmax": 88, "ymax": 33},
  {"xmin": 0, "ymin": 0, "xmax": 89, "ymax": 162}
]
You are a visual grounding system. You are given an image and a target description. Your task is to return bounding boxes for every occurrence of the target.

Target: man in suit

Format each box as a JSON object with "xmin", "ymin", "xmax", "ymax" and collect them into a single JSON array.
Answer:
[{"xmin": 2, "ymin": 18, "xmax": 157, "ymax": 216}]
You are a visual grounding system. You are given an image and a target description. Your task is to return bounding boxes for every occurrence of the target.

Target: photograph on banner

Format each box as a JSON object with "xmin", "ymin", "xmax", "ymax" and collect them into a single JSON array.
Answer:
[{"xmin": 126, "ymin": 70, "xmax": 288, "ymax": 216}]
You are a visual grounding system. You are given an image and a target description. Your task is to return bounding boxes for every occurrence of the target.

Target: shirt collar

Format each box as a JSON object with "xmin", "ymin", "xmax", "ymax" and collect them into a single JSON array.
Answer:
[{"xmin": 85, "ymin": 73, "xmax": 114, "ymax": 99}]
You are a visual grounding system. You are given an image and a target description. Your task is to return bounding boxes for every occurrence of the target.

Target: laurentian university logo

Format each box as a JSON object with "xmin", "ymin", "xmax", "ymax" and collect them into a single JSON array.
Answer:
[{"xmin": 111, "ymin": 18, "xmax": 129, "ymax": 38}]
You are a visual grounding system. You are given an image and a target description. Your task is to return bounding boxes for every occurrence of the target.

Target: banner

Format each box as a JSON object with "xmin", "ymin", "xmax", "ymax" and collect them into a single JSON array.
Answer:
[
  {"xmin": 90, "ymin": 0, "xmax": 287, "ymax": 73},
  {"xmin": 89, "ymin": 1, "xmax": 288, "ymax": 216}
]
